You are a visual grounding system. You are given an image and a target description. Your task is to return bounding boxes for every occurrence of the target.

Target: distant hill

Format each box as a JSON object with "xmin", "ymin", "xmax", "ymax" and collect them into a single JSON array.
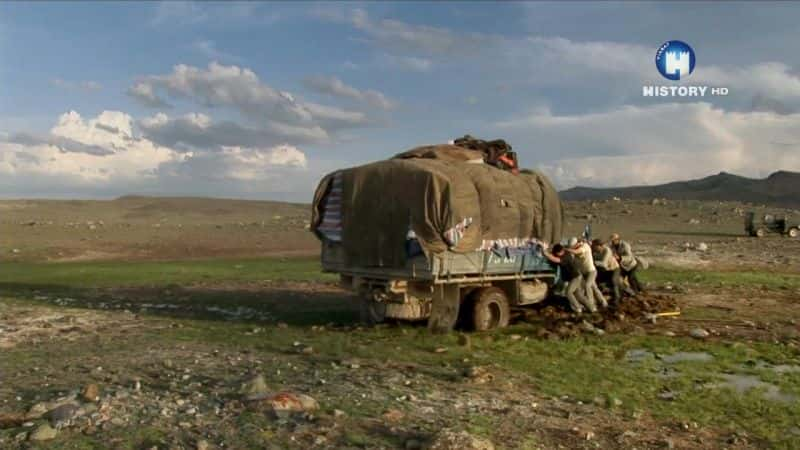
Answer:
[{"xmin": 560, "ymin": 171, "xmax": 800, "ymax": 208}]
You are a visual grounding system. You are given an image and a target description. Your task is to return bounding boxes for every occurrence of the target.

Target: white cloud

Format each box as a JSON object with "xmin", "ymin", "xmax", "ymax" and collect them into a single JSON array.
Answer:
[
  {"xmin": 150, "ymin": 1, "xmax": 283, "ymax": 27},
  {"xmin": 379, "ymin": 54, "xmax": 432, "ymax": 72},
  {"xmin": 304, "ymin": 76, "xmax": 395, "ymax": 110},
  {"xmin": 138, "ymin": 112, "xmax": 328, "ymax": 150},
  {"xmin": 497, "ymin": 103, "xmax": 800, "ymax": 188},
  {"xmin": 340, "ymin": 55, "xmax": 432, "ymax": 73},
  {"xmin": 318, "ymin": 8, "xmax": 499, "ymax": 56},
  {"xmin": 127, "ymin": 82, "xmax": 171, "ymax": 108},
  {"xmin": 150, "ymin": 1, "xmax": 208, "ymax": 26},
  {"xmin": 141, "ymin": 62, "xmax": 311, "ymax": 122},
  {"xmin": 50, "ymin": 78, "xmax": 103, "ymax": 92},
  {"xmin": 129, "ymin": 62, "xmax": 371, "ymax": 131},
  {"xmin": 0, "ymin": 110, "xmax": 312, "ymax": 196},
  {"xmin": 192, "ymin": 39, "xmax": 239, "ymax": 62},
  {"xmin": 0, "ymin": 111, "xmax": 179, "ymax": 183},
  {"xmin": 264, "ymin": 144, "xmax": 307, "ymax": 167},
  {"xmin": 157, "ymin": 144, "xmax": 306, "ymax": 182}
]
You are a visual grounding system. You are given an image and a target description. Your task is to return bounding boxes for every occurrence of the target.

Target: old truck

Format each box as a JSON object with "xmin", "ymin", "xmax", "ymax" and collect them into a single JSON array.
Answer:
[
  {"xmin": 745, "ymin": 212, "xmax": 800, "ymax": 238},
  {"xmin": 311, "ymin": 140, "xmax": 564, "ymax": 332}
]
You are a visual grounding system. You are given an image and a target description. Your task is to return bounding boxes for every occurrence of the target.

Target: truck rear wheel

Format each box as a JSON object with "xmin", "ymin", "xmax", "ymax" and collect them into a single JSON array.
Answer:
[
  {"xmin": 470, "ymin": 287, "xmax": 510, "ymax": 331},
  {"xmin": 755, "ymin": 228, "xmax": 766, "ymax": 238},
  {"xmin": 789, "ymin": 227, "xmax": 799, "ymax": 238}
]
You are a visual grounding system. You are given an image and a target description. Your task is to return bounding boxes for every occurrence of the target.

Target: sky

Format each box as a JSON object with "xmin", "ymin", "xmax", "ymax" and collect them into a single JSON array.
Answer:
[{"xmin": 2, "ymin": 1, "xmax": 800, "ymax": 201}]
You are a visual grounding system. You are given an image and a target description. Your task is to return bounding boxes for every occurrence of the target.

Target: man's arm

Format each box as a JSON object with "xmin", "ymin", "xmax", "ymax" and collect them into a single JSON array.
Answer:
[
  {"xmin": 543, "ymin": 250, "xmax": 561, "ymax": 264},
  {"xmin": 567, "ymin": 244, "xmax": 588, "ymax": 256}
]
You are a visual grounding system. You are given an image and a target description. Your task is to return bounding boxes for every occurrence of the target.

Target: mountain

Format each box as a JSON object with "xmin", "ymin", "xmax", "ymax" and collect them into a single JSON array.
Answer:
[{"xmin": 559, "ymin": 171, "xmax": 800, "ymax": 208}]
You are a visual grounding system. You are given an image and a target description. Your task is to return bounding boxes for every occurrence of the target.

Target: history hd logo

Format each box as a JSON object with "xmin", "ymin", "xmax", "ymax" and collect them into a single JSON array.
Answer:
[{"xmin": 655, "ymin": 40, "xmax": 695, "ymax": 81}]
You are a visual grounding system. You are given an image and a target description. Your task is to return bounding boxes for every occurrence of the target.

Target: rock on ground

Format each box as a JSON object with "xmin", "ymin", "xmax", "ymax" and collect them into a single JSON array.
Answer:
[
  {"xmin": 690, "ymin": 328, "xmax": 710, "ymax": 339},
  {"xmin": 0, "ymin": 413, "xmax": 25, "ymax": 429},
  {"xmin": 248, "ymin": 392, "xmax": 320, "ymax": 419},
  {"xmin": 426, "ymin": 429, "xmax": 494, "ymax": 450},
  {"xmin": 82, "ymin": 383, "xmax": 100, "ymax": 402},
  {"xmin": 29, "ymin": 423, "xmax": 58, "ymax": 441},
  {"xmin": 241, "ymin": 374, "xmax": 270, "ymax": 400}
]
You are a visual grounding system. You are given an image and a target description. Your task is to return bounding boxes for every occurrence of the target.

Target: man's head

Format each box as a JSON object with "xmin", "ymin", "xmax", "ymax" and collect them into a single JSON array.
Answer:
[
  {"xmin": 551, "ymin": 243, "xmax": 565, "ymax": 256},
  {"xmin": 591, "ymin": 238, "xmax": 605, "ymax": 250},
  {"xmin": 610, "ymin": 233, "xmax": 621, "ymax": 244}
]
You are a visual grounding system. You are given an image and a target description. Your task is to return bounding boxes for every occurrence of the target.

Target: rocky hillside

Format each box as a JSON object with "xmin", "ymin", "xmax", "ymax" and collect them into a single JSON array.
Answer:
[{"xmin": 560, "ymin": 171, "xmax": 800, "ymax": 208}]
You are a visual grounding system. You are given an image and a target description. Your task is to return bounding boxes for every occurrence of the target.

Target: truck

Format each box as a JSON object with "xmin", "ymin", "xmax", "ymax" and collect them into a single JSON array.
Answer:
[
  {"xmin": 745, "ymin": 212, "xmax": 800, "ymax": 238},
  {"xmin": 311, "ymin": 140, "xmax": 564, "ymax": 332}
]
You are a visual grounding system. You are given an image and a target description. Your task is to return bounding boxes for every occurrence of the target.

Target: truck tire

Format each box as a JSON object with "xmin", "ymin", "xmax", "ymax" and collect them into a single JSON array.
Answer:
[
  {"xmin": 789, "ymin": 228, "xmax": 799, "ymax": 238},
  {"xmin": 755, "ymin": 228, "xmax": 766, "ymax": 238},
  {"xmin": 470, "ymin": 287, "xmax": 510, "ymax": 331},
  {"xmin": 360, "ymin": 299, "xmax": 386, "ymax": 325}
]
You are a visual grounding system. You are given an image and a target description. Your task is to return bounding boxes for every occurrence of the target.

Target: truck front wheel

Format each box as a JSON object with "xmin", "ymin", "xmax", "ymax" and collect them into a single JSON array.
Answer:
[
  {"xmin": 789, "ymin": 227, "xmax": 799, "ymax": 238},
  {"xmin": 470, "ymin": 287, "xmax": 510, "ymax": 331}
]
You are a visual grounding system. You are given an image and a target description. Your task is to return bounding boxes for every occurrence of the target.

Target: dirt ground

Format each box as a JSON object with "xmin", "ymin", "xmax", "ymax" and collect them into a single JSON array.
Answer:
[
  {"xmin": 1, "ymin": 197, "xmax": 800, "ymax": 449},
  {"xmin": 561, "ymin": 198, "xmax": 800, "ymax": 273},
  {"xmin": 0, "ymin": 197, "xmax": 319, "ymax": 262},
  {"xmin": 2, "ymin": 280, "xmax": 798, "ymax": 449},
  {"xmin": 2, "ymin": 197, "xmax": 799, "ymax": 271}
]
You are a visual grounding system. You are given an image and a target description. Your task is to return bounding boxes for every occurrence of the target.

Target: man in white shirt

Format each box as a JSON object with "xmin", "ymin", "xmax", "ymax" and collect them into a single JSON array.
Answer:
[
  {"xmin": 567, "ymin": 237, "xmax": 607, "ymax": 310},
  {"xmin": 610, "ymin": 233, "xmax": 643, "ymax": 293}
]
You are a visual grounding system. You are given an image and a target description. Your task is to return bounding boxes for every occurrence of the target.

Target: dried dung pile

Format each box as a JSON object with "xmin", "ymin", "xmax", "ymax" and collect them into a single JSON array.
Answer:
[{"xmin": 522, "ymin": 293, "xmax": 679, "ymax": 339}]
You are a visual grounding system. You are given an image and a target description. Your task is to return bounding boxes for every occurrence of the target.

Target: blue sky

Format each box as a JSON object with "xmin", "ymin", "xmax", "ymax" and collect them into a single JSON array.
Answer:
[{"xmin": 2, "ymin": 1, "xmax": 800, "ymax": 200}]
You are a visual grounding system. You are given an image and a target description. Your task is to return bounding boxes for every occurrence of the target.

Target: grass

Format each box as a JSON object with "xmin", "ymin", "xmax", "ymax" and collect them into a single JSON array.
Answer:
[
  {"xmin": 0, "ymin": 257, "xmax": 337, "ymax": 288},
  {"xmin": 643, "ymin": 265, "xmax": 800, "ymax": 290},
  {"xmin": 1, "ymin": 257, "xmax": 798, "ymax": 291},
  {"xmin": 3, "ymin": 257, "xmax": 800, "ymax": 447}
]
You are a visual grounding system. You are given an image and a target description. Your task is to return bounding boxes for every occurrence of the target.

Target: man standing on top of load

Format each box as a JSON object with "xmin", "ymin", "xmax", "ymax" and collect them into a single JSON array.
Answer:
[
  {"xmin": 567, "ymin": 237, "xmax": 607, "ymax": 309},
  {"xmin": 610, "ymin": 233, "xmax": 643, "ymax": 293}
]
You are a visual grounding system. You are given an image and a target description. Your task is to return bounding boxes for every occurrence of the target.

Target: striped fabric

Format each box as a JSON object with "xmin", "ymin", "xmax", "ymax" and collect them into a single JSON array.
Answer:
[{"xmin": 317, "ymin": 172, "xmax": 343, "ymax": 242}]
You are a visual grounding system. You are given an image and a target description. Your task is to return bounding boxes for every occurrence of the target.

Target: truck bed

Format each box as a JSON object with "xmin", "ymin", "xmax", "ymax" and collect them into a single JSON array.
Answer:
[{"xmin": 321, "ymin": 242, "xmax": 555, "ymax": 283}]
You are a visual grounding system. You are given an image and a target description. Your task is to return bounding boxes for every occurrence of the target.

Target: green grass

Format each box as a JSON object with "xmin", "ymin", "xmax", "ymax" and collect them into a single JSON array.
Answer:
[
  {"xmin": 2, "ymin": 257, "xmax": 798, "ymax": 291},
  {"xmin": 0, "ymin": 257, "xmax": 336, "ymax": 288},
  {"xmin": 643, "ymin": 265, "xmax": 800, "ymax": 290}
]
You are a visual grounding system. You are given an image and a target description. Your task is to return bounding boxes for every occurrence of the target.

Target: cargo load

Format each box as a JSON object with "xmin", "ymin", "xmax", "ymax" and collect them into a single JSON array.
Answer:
[{"xmin": 312, "ymin": 143, "xmax": 563, "ymax": 268}]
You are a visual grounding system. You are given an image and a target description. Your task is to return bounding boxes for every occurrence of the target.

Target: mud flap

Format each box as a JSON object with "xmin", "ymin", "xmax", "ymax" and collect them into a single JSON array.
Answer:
[{"xmin": 427, "ymin": 284, "xmax": 460, "ymax": 333}]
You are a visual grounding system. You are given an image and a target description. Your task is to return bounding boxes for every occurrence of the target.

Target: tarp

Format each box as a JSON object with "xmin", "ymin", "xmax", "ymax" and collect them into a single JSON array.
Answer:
[{"xmin": 312, "ymin": 144, "xmax": 563, "ymax": 268}]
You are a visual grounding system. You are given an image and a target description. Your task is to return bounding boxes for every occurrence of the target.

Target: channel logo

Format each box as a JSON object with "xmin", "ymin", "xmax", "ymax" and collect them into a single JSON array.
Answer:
[
  {"xmin": 655, "ymin": 40, "xmax": 695, "ymax": 81},
  {"xmin": 643, "ymin": 40, "xmax": 728, "ymax": 97}
]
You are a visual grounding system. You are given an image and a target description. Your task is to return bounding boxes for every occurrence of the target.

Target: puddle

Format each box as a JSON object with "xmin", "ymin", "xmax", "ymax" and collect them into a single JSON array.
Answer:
[
  {"xmin": 771, "ymin": 365, "xmax": 800, "ymax": 374},
  {"xmin": 660, "ymin": 352, "xmax": 714, "ymax": 364},
  {"xmin": 708, "ymin": 374, "xmax": 796, "ymax": 404},
  {"xmin": 625, "ymin": 349, "xmax": 654, "ymax": 363},
  {"xmin": 625, "ymin": 349, "xmax": 714, "ymax": 364},
  {"xmin": 624, "ymin": 351, "xmax": 797, "ymax": 404},
  {"xmin": 747, "ymin": 361, "xmax": 800, "ymax": 374}
]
